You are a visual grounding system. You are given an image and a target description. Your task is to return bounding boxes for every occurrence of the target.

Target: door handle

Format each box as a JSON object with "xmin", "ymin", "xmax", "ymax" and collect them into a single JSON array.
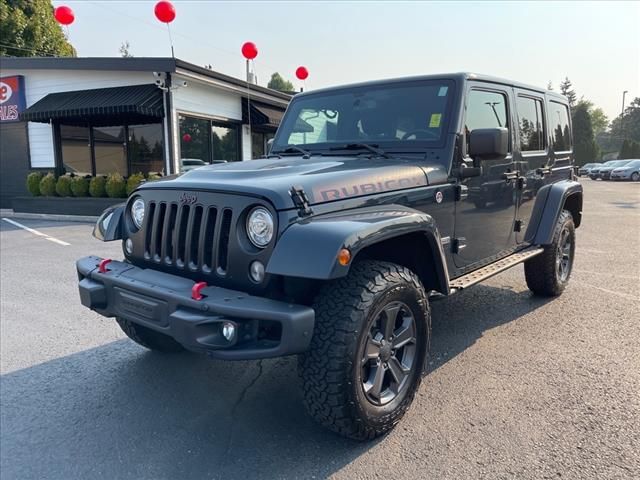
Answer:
[
  {"xmin": 502, "ymin": 171, "xmax": 518, "ymax": 181},
  {"xmin": 536, "ymin": 167, "xmax": 552, "ymax": 176}
]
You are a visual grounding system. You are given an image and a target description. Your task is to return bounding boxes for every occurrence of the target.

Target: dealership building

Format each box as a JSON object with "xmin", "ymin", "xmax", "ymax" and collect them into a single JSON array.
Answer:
[{"xmin": 0, "ymin": 57, "xmax": 290, "ymax": 209}]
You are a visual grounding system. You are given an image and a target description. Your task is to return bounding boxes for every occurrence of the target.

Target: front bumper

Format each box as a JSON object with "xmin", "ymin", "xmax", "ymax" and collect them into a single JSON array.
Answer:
[{"xmin": 77, "ymin": 256, "xmax": 315, "ymax": 359}]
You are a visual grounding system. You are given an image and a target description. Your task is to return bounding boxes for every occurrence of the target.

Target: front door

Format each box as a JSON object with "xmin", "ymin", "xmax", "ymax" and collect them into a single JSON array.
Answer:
[{"xmin": 453, "ymin": 85, "xmax": 518, "ymax": 269}]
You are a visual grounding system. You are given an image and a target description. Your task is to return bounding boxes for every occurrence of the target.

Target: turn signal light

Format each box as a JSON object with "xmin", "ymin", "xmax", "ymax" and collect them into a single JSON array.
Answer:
[{"xmin": 337, "ymin": 248, "xmax": 351, "ymax": 266}]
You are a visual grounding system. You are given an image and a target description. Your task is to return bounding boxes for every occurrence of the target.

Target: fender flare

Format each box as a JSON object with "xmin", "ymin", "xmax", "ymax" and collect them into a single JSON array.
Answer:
[
  {"xmin": 524, "ymin": 180, "xmax": 583, "ymax": 245},
  {"xmin": 266, "ymin": 205, "xmax": 450, "ymax": 292}
]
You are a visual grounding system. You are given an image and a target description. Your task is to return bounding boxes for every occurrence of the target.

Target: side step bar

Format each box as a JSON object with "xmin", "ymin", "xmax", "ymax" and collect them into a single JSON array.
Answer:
[{"xmin": 449, "ymin": 246, "xmax": 544, "ymax": 292}]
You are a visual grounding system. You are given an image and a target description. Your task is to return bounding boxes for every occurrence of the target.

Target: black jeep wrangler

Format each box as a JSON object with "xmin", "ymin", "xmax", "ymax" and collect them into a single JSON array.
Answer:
[{"xmin": 77, "ymin": 73, "xmax": 582, "ymax": 440}]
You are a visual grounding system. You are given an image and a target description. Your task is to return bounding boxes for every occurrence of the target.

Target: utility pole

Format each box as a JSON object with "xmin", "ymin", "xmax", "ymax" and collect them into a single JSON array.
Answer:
[{"xmin": 621, "ymin": 90, "xmax": 628, "ymax": 141}]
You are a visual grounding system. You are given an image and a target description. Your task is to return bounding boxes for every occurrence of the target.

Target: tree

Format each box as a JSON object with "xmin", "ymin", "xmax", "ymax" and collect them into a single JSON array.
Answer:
[
  {"xmin": 572, "ymin": 103, "xmax": 600, "ymax": 165},
  {"xmin": 267, "ymin": 72, "xmax": 295, "ymax": 93},
  {"xmin": 575, "ymin": 98, "xmax": 608, "ymax": 136},
  {"xmin": 0, "ymin": 0, "xmax": 75, "ymax": 57},
  {"xmin": 119, "ymin": 40, "xmax": 133, "ymax": 58},
  {"xmin": 618, "ymin": 139, "xmax": 632, "ymax": 159},
  {"xmin": 610, "ymin": 97, "xmax": 640, "ymax": 144},
  {"xmin": 559, "ymin": 77, "xmax": 577, "ymax": 108},
  {"xmin": 631, "ymin": 141, "xmax": 640, "ymax": 158}
]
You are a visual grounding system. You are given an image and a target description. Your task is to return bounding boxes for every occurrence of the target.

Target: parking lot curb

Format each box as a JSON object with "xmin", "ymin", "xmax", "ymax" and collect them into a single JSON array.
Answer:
[{"xmin": 0, "ymin": 209, "xmax": 98, "ymax": 223}]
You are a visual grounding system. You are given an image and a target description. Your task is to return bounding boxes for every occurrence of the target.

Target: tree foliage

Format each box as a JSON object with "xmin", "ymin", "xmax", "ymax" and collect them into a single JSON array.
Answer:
[
  {"xmin": 572, "ymin": 103, "xmax": 600, "ymax": 165},
  {"xmin": 0, "ymin": 0, "xmax": 75, "ymax": 57},
  {"xmin": 267, "ymin": 72, "xmax": 295, "ymax": 93},
  {"xmin": 559, "ymin": 77, "xmax": 577, "ymax": 108},
  {"xmin": 119, "ymin": 40, "xmax": 133, "ymax": 58}
]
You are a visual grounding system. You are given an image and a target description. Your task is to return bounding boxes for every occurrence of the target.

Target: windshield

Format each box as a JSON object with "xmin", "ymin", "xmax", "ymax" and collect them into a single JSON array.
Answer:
[{"xmin": 273, "ymin": 79, "xmax": 455, "ymax": 153}]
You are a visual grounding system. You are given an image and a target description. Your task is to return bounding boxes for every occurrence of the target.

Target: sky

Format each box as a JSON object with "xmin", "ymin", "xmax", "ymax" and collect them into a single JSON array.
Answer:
[{"xmin": 53, "ymin": 1, "xmax": 639, "ymax": 121}]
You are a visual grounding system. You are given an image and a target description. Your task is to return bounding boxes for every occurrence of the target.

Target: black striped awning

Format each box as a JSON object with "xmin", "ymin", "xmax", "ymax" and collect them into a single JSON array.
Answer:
[{"xmin": 20, "ymin": 84, "xmax": 164, "ymax": 126}]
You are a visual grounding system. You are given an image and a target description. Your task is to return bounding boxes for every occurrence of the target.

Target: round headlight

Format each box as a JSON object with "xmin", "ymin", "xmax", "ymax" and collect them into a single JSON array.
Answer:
[
  {"xmin": 246, "ymin": 207, "xmax": 274, "ymax": 248},
  {"xmin": 131, "ymin": 198, "xmax": 145, "ymax": 229}
]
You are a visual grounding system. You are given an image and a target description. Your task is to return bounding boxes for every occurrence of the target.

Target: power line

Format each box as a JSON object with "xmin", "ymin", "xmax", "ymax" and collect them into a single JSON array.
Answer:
[{"xmin": 0, "ymin": 42, "xmax": 58, "ymax": 57}]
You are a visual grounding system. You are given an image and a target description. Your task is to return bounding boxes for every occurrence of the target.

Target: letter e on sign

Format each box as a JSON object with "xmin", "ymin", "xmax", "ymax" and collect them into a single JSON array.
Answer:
[{"xmin": 0, "ymin": 76, "xmax": 26, "ymax": 124}]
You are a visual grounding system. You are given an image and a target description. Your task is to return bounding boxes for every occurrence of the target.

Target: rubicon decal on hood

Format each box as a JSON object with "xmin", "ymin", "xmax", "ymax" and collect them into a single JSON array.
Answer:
[{"xmin": 310, "ymin": 167, "xmax": 428, "ymax": 203}]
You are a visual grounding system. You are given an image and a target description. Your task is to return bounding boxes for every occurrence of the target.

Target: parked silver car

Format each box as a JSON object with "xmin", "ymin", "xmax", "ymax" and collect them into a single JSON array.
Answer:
[
  {"xmin": 610, "ymin": 159, "xmax": 640, "ymax": 181},
  {"xmin": 578, "ymin": 162, "xmax": 601, "ymax": 177},
  {"xmin": 590, "ymin": 160, "xmax": 633, "ymax": 180}
]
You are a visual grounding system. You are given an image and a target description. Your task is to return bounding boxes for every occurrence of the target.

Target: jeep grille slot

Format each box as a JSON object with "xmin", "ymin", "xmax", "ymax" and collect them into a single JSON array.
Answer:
[
  {"xmin": 217, "ymin": 209, "xmax": 233, "ymax": 275},
  {"xmin": 201, "ymin": 207, "xmax": 218, "ymax": 272},
  {"xmin": 175, "ymin": 205, "xmax": 190, "ymax": 267},
  {"xmin": 142, "ymin": 199, "xmax": 236, "ymax": 277}
]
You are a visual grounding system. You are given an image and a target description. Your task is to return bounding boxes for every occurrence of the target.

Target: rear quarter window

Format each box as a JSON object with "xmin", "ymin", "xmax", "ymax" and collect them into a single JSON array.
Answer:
[{"xmin": 549, "ymin": 101, "xmax": 571, "ymax": 152}]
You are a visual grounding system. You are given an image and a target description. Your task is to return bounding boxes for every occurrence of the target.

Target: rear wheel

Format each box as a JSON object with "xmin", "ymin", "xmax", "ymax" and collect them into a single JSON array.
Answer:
[
  {"xmin": 631, "ymin": 172, "xmax": 640, "ymax": 182},
  {"xmin": 525, "ymin": 210, "xmax": 575, "ymax": 297},
  {"xmin": 299, "ymin": 261, "xmax": 430, "ymax": 440},
  {"xmin": 116, "ymin": 317, "xmax": 185, "ymax": 353}
]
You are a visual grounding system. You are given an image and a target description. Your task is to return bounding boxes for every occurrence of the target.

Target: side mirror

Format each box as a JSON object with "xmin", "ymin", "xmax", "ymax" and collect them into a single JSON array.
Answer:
[
  {"xmin": 266, "ymin": 138, "xmax": 274, "ymax": 154},
  {"xmin": 468, "ymin": 128, "xmax": 509, "ymax": 161}
]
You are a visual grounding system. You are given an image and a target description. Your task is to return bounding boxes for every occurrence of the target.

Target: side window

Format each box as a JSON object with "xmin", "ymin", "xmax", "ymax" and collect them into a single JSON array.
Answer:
[
  {"xmin": 465, "ymin": 89, "xmax": 509, "ymax": 153},
  {"xmin": 549, "ymin": 101, "xmax": 571, "ymax": 152},
  {"xmin": 517, "ymin": 96, "xmax": 546, "ymax": 151}
]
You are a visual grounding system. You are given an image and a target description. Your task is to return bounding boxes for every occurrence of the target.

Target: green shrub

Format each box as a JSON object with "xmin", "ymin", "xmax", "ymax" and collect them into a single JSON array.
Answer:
[
  {"xmin": 71, "ymin": 176, "xmax": 90, "ymax": 197},
  {"xmin": 105, "ymin": 172, "xmax": 127, "ymax": 198},
  {"xmin": 39, "ymin": 173, "xmax": 57, "ymax": 196},
  {"xmin": 26, "ymin": 172, "xmax": 43, "ymax": 196},
  {"xmin": 126, "ymin": 172, "xmax": 145, "ymax": 195},
  {"xmin": 89, "ymin": 176, "xmax": 106, "ymax": 198},
  {"xmin": 55, "ymin": 175, "xmax": 73, "ymax": 197},
  {"xmin": 146, "ymin": 172, "xmax": 162, "ymax": 182}
]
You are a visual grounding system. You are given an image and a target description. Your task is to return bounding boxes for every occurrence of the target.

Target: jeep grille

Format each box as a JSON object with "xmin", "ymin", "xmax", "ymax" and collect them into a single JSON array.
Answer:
[{"xmin": 143, "ymin": 201, "xmax": 233, "ymax": 275}]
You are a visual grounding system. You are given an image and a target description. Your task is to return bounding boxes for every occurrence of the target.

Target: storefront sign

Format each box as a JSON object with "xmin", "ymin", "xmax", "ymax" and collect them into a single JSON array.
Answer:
[{"xmin": 0, "ymin": 76, "xmax": 26, "ymax": 123}]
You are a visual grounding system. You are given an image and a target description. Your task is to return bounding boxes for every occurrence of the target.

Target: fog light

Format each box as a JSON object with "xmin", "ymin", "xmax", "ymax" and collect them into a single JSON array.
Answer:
[
  {"xmin": 249, "ymin": 260, "xmax": 265, "ymax": 283},
  {"xmin": 125, "ymin": 238, "xmax": 133, "ymax": 255},
  {"xmin": 222, "ymin": 322, "xmax": 236, "ymax": 341}
]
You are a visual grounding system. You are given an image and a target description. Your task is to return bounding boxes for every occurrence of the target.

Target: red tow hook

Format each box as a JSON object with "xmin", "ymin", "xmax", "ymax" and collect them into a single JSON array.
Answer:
[
  {"xmin": 98, "ymin": 258, "xmax": 112, "ymax": 273},
  {"xmin": 192, "ymin": 281, "xmax": 208, "ymax": 301}
]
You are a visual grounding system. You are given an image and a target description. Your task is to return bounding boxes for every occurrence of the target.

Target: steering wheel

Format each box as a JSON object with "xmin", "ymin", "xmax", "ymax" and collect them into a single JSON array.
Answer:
[{"xmin": 401, "ymin": 129, "xmax": 438, "ymax": 140}]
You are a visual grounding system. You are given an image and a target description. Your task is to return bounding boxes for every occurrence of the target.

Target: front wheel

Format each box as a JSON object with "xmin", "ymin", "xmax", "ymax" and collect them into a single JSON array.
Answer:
[
  {"xmin": 524, "ymin": 210, "xmax": 575, "ymax": 296},
  {"xmin": 631, "ymin": 172, "xmax": 640, "ymax": 182},
  {"xmin": 299, "ymin": 261, "xmax": 430, "ymax": 440}
]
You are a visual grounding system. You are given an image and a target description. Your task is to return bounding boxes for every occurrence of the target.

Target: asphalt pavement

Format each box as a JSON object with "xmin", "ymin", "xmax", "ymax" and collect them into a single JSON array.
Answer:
[{"xmin": 1, "ymin": 180, "xmax": 638, "ymax": 479}]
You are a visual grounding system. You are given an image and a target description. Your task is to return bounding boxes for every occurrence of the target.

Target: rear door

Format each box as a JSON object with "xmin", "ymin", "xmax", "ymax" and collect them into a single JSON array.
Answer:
[
  {"xmin": 453, "ymin": 83, "xmax": 518, "ymax": 268},
  {"xmin": 513, "ymin": 91, "xmax": 548, "ymax": 243}
]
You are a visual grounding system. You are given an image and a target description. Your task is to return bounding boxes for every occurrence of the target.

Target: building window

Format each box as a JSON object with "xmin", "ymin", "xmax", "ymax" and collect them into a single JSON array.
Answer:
[
  {"xmin": 517, "ymin": 96, "xmax": 546, "ymax": 152},
  {"xmin": 251, "ymin": 131, "xmax": 275, "ymax": 159},
  {"xmin": 180, "ymin": 116, "xmax": 211, "ymax": 165},
  {"xmin": 94, "ymin": 126, "xmax": 126, "ymax": 175},
  {"xmin": 128, "ymin": 124, "xmax": 164, "ymax": 175},
  {"xmin": 60, "ymin": 125, "xmax": 91, "ymax": 175},
  {"xmin": 211, "ymin": 122, "xmax": 239, "ymax": 162}
]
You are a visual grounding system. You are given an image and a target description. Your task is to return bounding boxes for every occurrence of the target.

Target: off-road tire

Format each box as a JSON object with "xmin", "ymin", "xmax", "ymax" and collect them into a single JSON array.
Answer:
[
  {"xmin": 116, "ymin": 317, "xmax": 185, "ymax": 353},
  {"xmin": 525, "ymin": 209, "xmax": 575, "ymax": 297},
  {"xmin": 299, "ymin": 261, "xmax": 430, "ymax": 441}
]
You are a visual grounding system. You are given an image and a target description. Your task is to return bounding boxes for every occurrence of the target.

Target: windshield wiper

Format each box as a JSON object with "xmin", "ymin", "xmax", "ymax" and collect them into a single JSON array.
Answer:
[
  {"xmin": 272, "ymin": 145, "xmax": 312, "ymax": 157},
  {"xmin": 329, "ymin": 143, "xmax": 389, "ymax": 158}
]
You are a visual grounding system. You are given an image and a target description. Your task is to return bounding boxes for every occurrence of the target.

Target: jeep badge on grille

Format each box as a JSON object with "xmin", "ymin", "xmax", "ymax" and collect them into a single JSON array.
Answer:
[{"xmin": 179, "ymin": 192, "xmax": 197, "ymax": 205}]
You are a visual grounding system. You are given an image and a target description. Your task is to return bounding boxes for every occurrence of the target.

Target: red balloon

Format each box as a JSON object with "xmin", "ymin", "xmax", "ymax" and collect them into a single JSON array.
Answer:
[
  {"xmin": 241, "ymin": 42, "xmax": 258, "ymax": 60},
  {"xmin": 154, "ymin": 1, "xmax": 176, "ymax": 23},
  {"xmin": 182, "ymin": 133, "xmax": 192, "ymax": 143},
  {"xmin": 296, "ymin": 66, "xmax": 309, "ymax": 80},
  {"xmin": 54, "ymin": 6, "xmax": 75, "ymax": 26}
]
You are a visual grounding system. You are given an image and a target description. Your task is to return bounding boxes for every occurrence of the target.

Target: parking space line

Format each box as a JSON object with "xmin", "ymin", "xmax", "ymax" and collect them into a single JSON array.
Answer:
[{"xmin": 1, "ymin": 218, "xmax": 71, "ymax": 246}]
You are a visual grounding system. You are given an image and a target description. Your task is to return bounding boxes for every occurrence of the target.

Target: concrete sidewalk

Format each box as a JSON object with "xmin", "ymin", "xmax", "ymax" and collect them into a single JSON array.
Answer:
[{"xmin": 0, "ymin": 209, "xmax": 98, "ymax": 223}]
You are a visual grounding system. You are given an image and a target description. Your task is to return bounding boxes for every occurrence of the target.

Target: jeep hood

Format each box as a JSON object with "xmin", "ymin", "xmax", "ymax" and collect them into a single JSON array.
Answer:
[{"xmin": 139, "ymin": 155, "xmax": 446, "ymax": 210}]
